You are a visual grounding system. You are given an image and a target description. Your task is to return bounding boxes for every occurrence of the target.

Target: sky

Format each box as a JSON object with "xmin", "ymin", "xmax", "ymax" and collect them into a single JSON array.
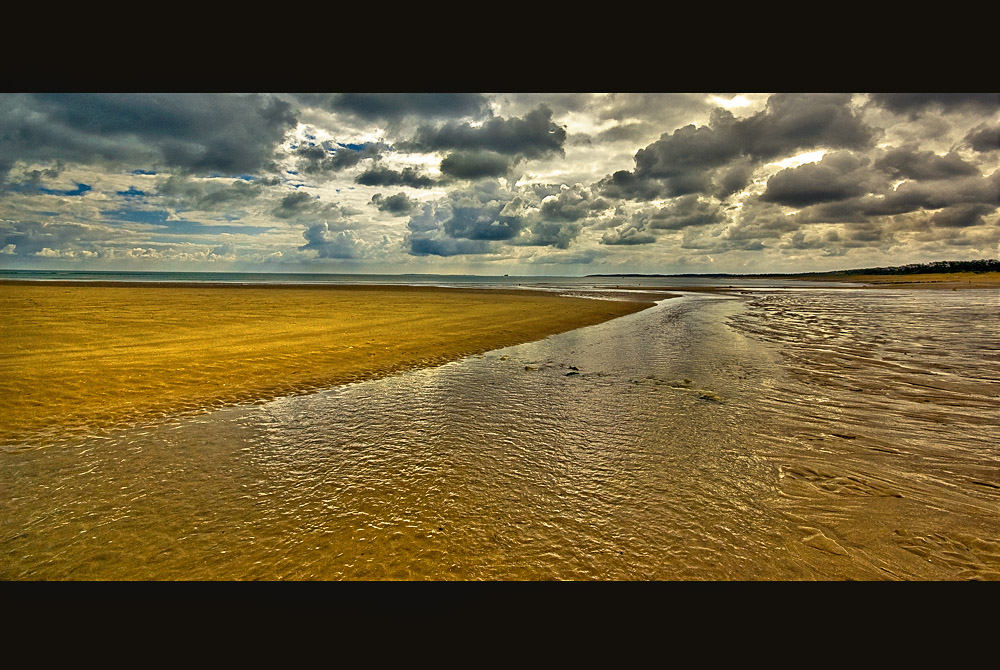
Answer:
[{"xmin": 1, "ymin": 92, "xmax": 997, "ymax": 276}]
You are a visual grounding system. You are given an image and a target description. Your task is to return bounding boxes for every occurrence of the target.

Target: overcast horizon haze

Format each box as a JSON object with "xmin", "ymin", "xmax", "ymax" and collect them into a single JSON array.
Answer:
[{"xmin": 2, "ymin": 92, "xmax": 997, "ymax": 276}]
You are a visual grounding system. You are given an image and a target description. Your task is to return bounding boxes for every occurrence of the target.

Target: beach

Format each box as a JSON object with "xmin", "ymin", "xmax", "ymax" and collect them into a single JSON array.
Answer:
[
  {"xmin": 1, "ymin": 278, "xmax": 997, "ymax": 580},
  {"xmin": 0, "ymin": 282, "xmax": 654, "ymax": 448}
]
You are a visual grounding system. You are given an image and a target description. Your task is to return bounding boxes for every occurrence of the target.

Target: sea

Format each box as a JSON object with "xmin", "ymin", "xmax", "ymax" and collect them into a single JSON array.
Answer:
[{"xmin": 1, "ymin": 270, "xmax": 998, "ymax": 580}]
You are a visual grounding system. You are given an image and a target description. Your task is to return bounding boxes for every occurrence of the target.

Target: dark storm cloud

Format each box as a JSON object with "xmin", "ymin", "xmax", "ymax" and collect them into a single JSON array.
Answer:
[
  {"xmin": 868, "ymin": 93, "xmax": 999, "ymax": 116},
  {"xmin": 839, "ymin": 224, "xmax": 892, "ymax": 247},
  {"xmin": 406, "ymin": 105, "xmax": 567, "ymax": 159},
  {"xmin": 792, "ymin": 171, "xmax": 1000, "ymax": 225},
  {"xmin": 601, "ymin": 94, "xmax": 876, "ymax": 202},
  {"xmin": 761, "ymin": 152, "xmax": 877, "ymax": 208},
  {"xmin": 965, "ymin": 124, "xmax": 1000, "ymax": 153},
  {"xmin": 594, "ymin": 122, "xmax": 650, "ymax": 143},
  {"xmin": 355, "ymin": 165, "xmax": 436, "ymax": 188},
  {"xmin": 635, "ymin": 95, "xmax": 873, "ymax": 175},
  {"xmin": 0, "ymin": 94, "xmax": 297, "ymax": 182},
  {"xmin": 439, "ymin": 151, "xmax": 511, "ymax": 179},
  {"xmin": 931, "ymin": 203, "xmax": 994, "ymax": 228},
  {"xmin": 643, "ymin": 195, "xmax": 726, "ymax": 230},
  {"xmin": 597, "ymin": 170, "xmax": 670, "ymax": 201},
  {"xmin": 156, "ymin": 174, "xmax": 276, "ymax": 209},
  {"xmin": 443, "ymin": 205, "xmax": 523, "ymax": 241},
  {"xmin": 371, "ymin": 192, "xmax": 416, "ymax": 216},
  {"xmin": 273, "ymin": 190, "xmax": 318, "ymax": 219},
  {"xmin": 714, "ymin": 159, "xmax": 755, "ymax": 198},
  {"xmin": 738, "ymin": 93, "xmax": 876, "ymax": 158},
  {"xmin": 292, "ymin": 141, "xmax": 382, "ymax": 174},
  {"xmin": 874, "ymin": 146, "xmax": 980, "ymax": 180},
  {"xmin": 298, "ymin": 93, "xmax": 491, "ymax": 122}
]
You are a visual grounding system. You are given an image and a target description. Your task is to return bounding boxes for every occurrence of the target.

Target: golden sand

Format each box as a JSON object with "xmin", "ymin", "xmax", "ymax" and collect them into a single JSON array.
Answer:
[{"xmin": 0, "ymin": 282, "xmax": 654, "ymax": 446}]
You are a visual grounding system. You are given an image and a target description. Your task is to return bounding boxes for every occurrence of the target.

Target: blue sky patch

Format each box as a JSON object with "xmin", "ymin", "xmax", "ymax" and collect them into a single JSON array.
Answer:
[
  {"xmin": 103, "ymin": 207, "xmax": 269, "ymax": 236},
  {"xmin": 104, "ymin": 208, "xmax": 172, "ymax": 226},
  {"xmin": 38, "ymin": 182, "xmax": 92, "ymax": 197},
  {"xmin": 132, "ymin": 169, "xmax": 157, "ymax": 175},
  {"xmin": 117, "ymin": 186, "xmax": 146, "ymax": 198}
]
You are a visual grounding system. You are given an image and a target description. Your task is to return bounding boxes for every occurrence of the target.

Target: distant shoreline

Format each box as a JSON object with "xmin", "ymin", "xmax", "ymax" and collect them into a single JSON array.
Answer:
[{"xmin": 585, "ymin": 270, "xmax": 1000, "ymax": 290}]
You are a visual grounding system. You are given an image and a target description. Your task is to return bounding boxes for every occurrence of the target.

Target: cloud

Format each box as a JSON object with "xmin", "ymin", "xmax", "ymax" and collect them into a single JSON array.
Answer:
[
  {"xmin": 0, "ymin": 93, "xmax": 297, "ymax": 181},
  {"xmin": 0, "ymin": 218, "xmax": 140, "ymax": 256},
  {"xmin": 408, "ymin": 236, "xmax": 493, "ymax": 257},
  {"xmin": 597, "ymin": 170, "xmax": 670, "ymax": 201},
  {"xmin": 931, "ymin": 203, "xmax": 994, "ymax": 228},
  {"xmin": 439, "ymin": 151, "xmax": 511, "ymax": 179},
  {"xmin": 868, "ymin": 93, "xmax": 999, "ymax": 117},
  {"xmin": 355, "ymin": 165, "xmax": 436, "ymax": 188},
  {"xmin": 298, "ymin": 224, "xmax": 374, "ymax": 259},
  {"xmin": 643, "ymin": 195, "xmax": 727, "ymax": 230},
  {"xmin": 965, "ymin": 124, "xmax": 1000, "ymax": 153},
  {"xmin": 273, "ymin": 190, "xmax": 319, "ymax": 219},
  {"xmin": 403, "ymin": 180, "xmax": 588, "ymax": 256},
  {"xmin": 760, "ymin": 152, "xmax": 877, "ymax": 207},
  {"xmin": 600, "ymin": 94, "xmax": 877, "ymax": 202},
  {"xmin": 442, "ymin": 204, "xmax": 523, "ymax": 241},
  {"xmin": 538, "ymin": 185, "xmax": 611, "ymax": 222},
  {"xmin": 406, "ymin": 105, "xmax": 567, "ymax": 173},
  {"xmin": 291, "ymin": 141, "xmax": 382, "ymax": 174},
  {"xmin": 600, "ymin": 222, "xmax": 656, "ymax": 246},
  {"xmin": 800, "ymin": 170, "xmax": 1000, "ymax": 222},
  {"xmin": 299, "ymin": 93, "xmax": 492, "ymax": 122},
  {"xmin": 874, "ymin": 145, "xmax": 980, "ymax": 180},
  {"xmin": 371, "ymin": 192, "xmax": 417, "ymax": 216},
  {"xmin": 156, "ymin": 174, "xmax": 275, "ymax": 210},
  {"xmin": 525, "ymin": 247, "xmax": 608, "ymax": 265},
  {"xmin": 510, "ymin": 220, "xmax": 581, "ymax": 249}
]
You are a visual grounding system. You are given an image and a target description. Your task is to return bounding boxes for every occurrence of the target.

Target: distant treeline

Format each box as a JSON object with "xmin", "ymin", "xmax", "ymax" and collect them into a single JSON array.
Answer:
[
  {"xmin": 587, "ymin": 259, "xmax": 1000, "ymax": 278},
  {"xmin": 795, "ymin": 259, "xmax": 1000, "ymax": 277}
]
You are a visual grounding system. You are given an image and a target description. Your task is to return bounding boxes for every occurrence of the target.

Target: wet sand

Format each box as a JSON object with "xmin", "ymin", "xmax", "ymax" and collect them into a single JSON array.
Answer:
[{"xmin": 0, "ymin": 282, "xmax": 654, "ymax": 448}]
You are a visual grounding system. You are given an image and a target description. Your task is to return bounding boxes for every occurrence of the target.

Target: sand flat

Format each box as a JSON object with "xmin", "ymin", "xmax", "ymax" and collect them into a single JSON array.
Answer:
[{"xmin": 0, "ymin": 282, "xmax": 654, "ymax": 446}]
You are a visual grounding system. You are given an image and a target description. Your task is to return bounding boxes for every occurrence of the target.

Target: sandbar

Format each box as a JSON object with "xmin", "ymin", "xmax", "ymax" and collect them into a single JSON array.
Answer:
[{"xmin": 0, "ymin": 282, "xmax": 655, "ymax": 446}]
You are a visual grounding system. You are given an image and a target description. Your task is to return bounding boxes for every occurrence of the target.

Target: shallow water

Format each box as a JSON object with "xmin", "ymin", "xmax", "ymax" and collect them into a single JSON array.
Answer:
[{"xmin": 2, "ymin": 288, "xmax": 998, "ymax": 580}]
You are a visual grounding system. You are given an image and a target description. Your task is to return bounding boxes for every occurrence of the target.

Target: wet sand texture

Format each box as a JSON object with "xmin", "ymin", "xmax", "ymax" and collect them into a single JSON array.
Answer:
[{"xmin": 0, "ymin": 283, "xmax": 653, "ymax": 446}]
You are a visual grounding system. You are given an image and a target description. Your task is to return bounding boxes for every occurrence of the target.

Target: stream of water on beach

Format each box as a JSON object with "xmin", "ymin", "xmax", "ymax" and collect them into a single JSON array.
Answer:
[{"xmin": 2, "ymin": 285, "xmax": 998, "ymax": 580}]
